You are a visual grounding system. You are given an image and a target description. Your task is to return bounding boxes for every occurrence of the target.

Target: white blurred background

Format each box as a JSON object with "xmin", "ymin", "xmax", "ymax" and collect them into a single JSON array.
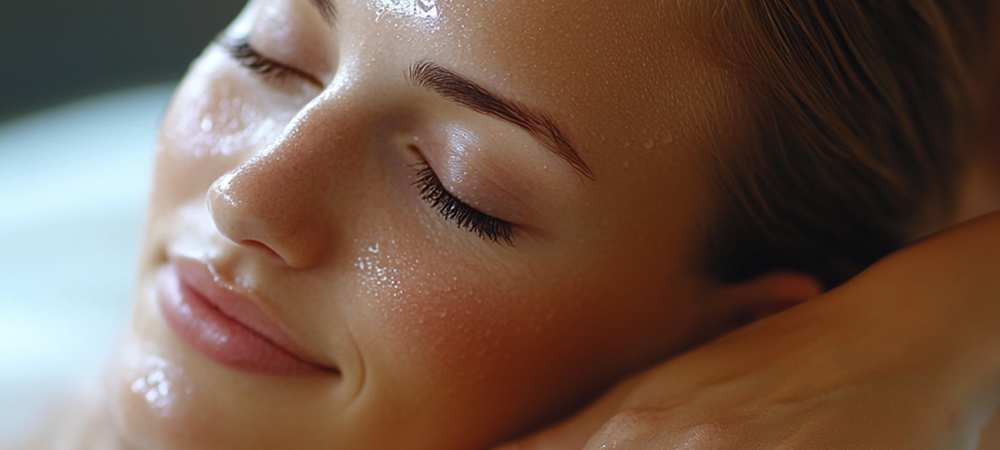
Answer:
[{"xmin": 0, "ymin": 85, "xmax": 174, "ymax": 442}]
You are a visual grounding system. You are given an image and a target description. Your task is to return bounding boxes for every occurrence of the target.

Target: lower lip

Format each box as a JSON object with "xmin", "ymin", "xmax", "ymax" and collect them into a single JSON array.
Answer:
[{"xmin": 156, "ymin": 263, "xmax": 327, "ymax": 376}]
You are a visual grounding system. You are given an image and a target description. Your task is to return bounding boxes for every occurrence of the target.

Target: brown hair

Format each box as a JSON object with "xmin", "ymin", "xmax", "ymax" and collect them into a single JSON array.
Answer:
[{"xmin": 701, "ymin": 0, "xmax": 999, "ymax": 288}]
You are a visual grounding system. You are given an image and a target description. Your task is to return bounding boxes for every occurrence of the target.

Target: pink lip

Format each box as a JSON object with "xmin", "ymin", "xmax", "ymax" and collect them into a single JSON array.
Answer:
[{"xmin": 156, "ymin": 260, "xmax": 337, "ymax": 376}]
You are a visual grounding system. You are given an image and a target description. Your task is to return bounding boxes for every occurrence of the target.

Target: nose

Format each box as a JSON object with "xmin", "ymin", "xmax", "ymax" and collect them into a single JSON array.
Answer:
[{"xmin": 207, "ymin": 91, "xmax": 371, "ymax": 268}]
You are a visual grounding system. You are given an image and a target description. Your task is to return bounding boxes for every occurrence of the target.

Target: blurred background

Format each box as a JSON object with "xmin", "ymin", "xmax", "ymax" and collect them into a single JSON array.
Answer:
[
  {"xmin": 0, "ymin": 0, "xmax": 244, "ymax": 444},
  {"xmin": 0, "ymin": 0, "xmax": 245, "ymax": 121}
]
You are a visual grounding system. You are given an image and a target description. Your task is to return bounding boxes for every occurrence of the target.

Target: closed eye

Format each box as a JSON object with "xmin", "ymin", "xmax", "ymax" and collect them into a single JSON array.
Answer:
[
  {"xmin": 412, "ymin": 161, "xmax": 515, "ymax": 246},
  {"xmin": 217, "ymin": 35, "xmax": 325, "ymax": 89}
]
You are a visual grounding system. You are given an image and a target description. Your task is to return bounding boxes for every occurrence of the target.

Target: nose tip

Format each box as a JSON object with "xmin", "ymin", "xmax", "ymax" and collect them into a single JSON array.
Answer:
[
  {"xmin": 208, "ymin": 172, "xmax": 243, "ymax": 216},
  {"xmin": 207, "ymin": 165, "xmax": 329, "ymax": 269}
]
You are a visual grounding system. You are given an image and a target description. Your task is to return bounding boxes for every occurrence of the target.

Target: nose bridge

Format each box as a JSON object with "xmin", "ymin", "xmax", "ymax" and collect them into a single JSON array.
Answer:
[{"xmin": 208, "ymin": 84, "xmax": 376, "ymax": 268}]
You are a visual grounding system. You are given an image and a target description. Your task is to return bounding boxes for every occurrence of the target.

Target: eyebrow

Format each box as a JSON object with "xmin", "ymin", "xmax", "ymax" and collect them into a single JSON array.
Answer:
[
  {"xmin": 406, "ymin": 61, "xmax": 595, "ymax": 180},
  {"xmin": 310, "ymin": 0, "xmax": 337, "ymax": 24}
]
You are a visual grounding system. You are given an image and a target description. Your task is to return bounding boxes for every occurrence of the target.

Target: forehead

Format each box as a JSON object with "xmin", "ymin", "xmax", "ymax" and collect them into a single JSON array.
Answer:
[{"xmin": 352, "ymin": 0, "xmax": 733, "ymax": 173}]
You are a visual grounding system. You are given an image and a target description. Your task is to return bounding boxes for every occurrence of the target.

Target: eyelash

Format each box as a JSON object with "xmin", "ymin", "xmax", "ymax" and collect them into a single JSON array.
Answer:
[
  {"xmin": 219, "ymin": 36, "xmax": 292, "ymax": 78},
  {"xmin": 218, "ymin": 36, "xmax": 323, "ymax": 88},
  {"xmin": 412, "ymin": 162, "xmax": 514, "ymax": 246}
]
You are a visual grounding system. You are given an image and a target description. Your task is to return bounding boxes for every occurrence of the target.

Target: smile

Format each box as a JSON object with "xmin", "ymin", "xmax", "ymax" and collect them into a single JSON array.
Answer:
[{"xmin": 156, "ymin": 259, "xmax": 338, "ymax": 376}]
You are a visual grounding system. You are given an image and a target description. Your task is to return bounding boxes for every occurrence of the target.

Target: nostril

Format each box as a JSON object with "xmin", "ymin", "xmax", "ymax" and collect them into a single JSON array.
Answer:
[
  {"xmin": 206, "ymin": 162, "xmax": 328, "ymax": 269},
  {"xmin": 240, "ymin": 239, "xmax": 283, "ymax": 260}
]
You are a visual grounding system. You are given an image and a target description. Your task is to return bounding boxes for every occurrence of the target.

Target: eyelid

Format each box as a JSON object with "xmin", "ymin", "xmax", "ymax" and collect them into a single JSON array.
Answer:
[
  {"xmin": 411, "ymin": 161, "xmax": 515, "ymax": 246},
  {"xmin": 217, "ymin": 35, "xmax": 325, "ymax": 89}
]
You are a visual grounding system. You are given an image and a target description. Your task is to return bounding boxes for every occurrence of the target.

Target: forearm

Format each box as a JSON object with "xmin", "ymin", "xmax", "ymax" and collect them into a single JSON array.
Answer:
[{"xmin": 844, "ymin": 211, "xmax": 1000, "ymax": 435}]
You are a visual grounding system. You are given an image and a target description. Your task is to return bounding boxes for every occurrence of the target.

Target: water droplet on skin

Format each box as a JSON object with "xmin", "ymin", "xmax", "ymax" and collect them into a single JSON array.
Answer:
[
  {"xmin": 125, "ymin": 354, "xmax": 186, "ymax": 417},
  {"xmin": 200, "ymin": 117, "xmax": 213, "ymax": 133},
  {"xmin": 662, "ymin": 135, "xmax": 675, "ymax": 144},
  {"xmin": 622, "ymin": 160, "xmax": 631, "ymax": 169},
  {"xmin": 644, "ymin": 139, "xmax": 655, "ymax": 149}
]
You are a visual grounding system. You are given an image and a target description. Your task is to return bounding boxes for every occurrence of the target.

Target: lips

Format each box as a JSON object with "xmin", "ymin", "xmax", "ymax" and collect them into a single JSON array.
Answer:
[{"xmin": 156, "ymin": 259, "xmax": 337, "ymax": 376}]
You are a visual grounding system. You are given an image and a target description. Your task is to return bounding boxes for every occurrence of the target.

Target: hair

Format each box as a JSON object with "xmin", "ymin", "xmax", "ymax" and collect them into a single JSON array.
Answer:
[{"xmin": 699, "ymin": 0, "xmax": 999, "ymax": 289}]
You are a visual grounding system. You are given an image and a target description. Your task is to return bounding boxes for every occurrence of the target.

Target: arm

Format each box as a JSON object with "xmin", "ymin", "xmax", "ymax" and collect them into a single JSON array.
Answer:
[{"xmin": 497, "ymin": 211, "xmax": 1000, "ymax": 449}]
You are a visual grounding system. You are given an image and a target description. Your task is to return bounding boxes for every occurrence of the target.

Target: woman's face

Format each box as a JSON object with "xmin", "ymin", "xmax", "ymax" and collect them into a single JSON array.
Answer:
[{"xmin": 112, "ymin": 0, "xmax": 736, "ymax": 448}]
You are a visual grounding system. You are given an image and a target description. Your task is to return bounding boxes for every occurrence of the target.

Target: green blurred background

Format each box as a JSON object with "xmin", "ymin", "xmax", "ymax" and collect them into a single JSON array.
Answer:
[{"xmin": 0, "ymin": 0, "xmax": 246, "ymax": 122}]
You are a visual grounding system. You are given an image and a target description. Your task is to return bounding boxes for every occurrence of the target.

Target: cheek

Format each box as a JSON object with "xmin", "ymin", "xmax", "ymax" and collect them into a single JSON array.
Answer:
[
  {"xmin": 151, "ymin": 49, "xmax": 295, "ymax": 209},
  {"xmin": 353, "ymin": 242, "xmax": 562, "ymax": 371},
  {"xmin": 349, "ymin": 237, "xmax": 629, "ymax": 433},
  {"xmin": 352, "ymin": 241, "xmax": 520, "ymax": 373}
]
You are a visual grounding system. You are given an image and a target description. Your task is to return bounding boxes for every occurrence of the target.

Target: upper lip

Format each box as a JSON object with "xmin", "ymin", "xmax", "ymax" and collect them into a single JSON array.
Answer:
[{"xmin": 174, "ymin": 258, "xmax": 338, "ymax": 373}]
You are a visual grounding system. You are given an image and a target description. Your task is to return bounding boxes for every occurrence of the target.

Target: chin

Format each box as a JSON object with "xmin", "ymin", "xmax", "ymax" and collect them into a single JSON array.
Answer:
[
  {"xmin": 105, "ymin": 281, "xmax": 355, "ymax": 450},
  {"xmin": 107, "ymin": 293, "xmax": 223, "ymax": 450}
]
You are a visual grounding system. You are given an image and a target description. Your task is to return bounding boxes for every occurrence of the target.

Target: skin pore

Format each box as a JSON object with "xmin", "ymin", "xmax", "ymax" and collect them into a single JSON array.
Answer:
[{"xmin": 107, "ymin": 0, "xmax": 819, "ymax": 449}]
